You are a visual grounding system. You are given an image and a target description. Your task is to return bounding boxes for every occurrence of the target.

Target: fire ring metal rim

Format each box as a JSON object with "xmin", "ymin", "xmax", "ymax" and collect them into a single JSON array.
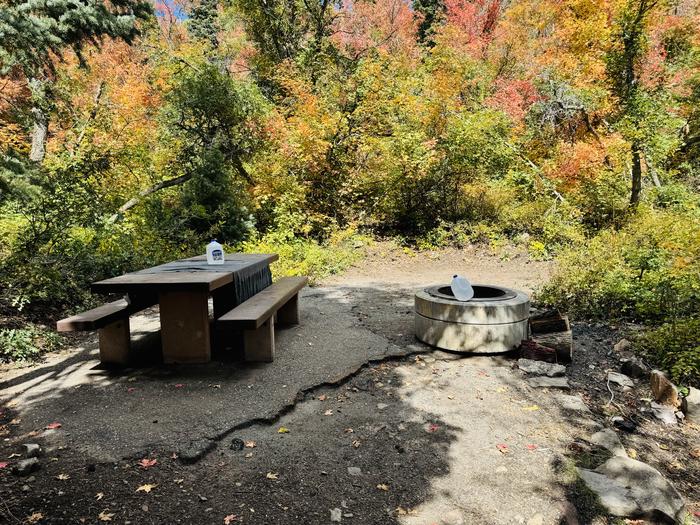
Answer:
[{"xmin": 424, "ymin": 284, "xmax": 518, "ymax": 302}]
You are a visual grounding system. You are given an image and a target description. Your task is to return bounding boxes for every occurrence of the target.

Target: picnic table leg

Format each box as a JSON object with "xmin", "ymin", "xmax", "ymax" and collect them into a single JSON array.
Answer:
[
  {"xmin": 243, "ymin": 317, "xmax": 275, "ymax": 362},
  {"xmin": 159, "ymin": 290, "xmax": 211, "ymax": 363},
  {"xmin": 276, "ymin": 294, "xmax": 300, "ymax": 325},
  {"xmin": 98, "ymin": 319, "xmax": 131, "ymax": 365}
]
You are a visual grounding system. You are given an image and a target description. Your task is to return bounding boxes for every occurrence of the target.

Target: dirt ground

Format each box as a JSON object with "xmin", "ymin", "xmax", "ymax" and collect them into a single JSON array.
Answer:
[{"xmin": 1, "ymin": 242, "xmax": 698, "ymax": 525}]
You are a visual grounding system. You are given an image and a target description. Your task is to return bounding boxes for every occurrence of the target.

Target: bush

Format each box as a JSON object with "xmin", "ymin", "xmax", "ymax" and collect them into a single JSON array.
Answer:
[
  {"xmin": 636, "ymin": 317, "xmax": 700, "ymax": 387},
  {"xmin": 539, "ymin": 206, "xmax": 700, "ymax": 321},
  {"xmin": 0, "ymin": 326, "xmax": 63, "ymax": 363}
]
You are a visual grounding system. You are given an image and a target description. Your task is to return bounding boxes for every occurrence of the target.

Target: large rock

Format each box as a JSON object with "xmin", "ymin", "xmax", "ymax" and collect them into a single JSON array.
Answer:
[
  {"xmin": 589, "ymin": 428, "xmax": 627, "ymax": 457},
  {"xmin": 650, "ymin": 370, "xmax": 680, "ymax": 408},
  {"xmin": 620, "ymin": 357, "xmax": 649, "ymax": 379},
  {"xmin": 526, "ymin": 376, "xmax": 570, "ymax": 389},
  {"xmin": 607, "ymin": 371, "xmax": 634, "ymax": 388},
  {"xmin": 517, "ymin": 358, "xmax": 566, "ymax": 377},
  {"xmin": 578, "ymin": 456, "xmax": 685, "ymax": 523},
  {"xmin": 650, "ymin": 402, "xmax": 677, "ymax": 426},
  {"xmin": 681, "ymin": 387, "xmax": 700, "ymax": 424}
]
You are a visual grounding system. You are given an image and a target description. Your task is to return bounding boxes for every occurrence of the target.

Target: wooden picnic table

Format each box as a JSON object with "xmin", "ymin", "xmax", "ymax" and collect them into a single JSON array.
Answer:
[{"xmin": 91, "ymin": 253, "xmax": 278, "ymax": 364}]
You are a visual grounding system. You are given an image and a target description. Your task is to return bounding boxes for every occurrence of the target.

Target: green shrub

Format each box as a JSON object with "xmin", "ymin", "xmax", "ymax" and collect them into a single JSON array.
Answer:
[
  {"xmin": 636, "ymin": 317, "xmax": 700, "ymax": 387},
  {"xmin": 238, "ymin": 226, "xmax": 367, "ymax": 283},
  {"xmin": 539, "ymin": 206, "xmax": 700, "ymax": 321},
  {"xmin": 0, "ymin": 326, "xmax": 63, "ymax": 363}
]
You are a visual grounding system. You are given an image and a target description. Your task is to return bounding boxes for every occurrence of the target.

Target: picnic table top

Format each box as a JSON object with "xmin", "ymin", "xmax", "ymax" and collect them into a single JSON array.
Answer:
[{"xmin": 91, "ymin": 253, "xmax": 278, "ymax": 294}]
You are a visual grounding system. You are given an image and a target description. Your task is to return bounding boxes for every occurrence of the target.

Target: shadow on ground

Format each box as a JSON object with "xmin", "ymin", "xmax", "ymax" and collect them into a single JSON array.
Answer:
[{"xmin": 0, "ymin": 283, "xmax": 611, "ymax": 524}]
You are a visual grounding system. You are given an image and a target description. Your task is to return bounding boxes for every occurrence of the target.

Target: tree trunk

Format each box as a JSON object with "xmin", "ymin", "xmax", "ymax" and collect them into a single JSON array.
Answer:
[
  {"xmin": 29, "ymin": 106, "xmax": 48, "ymax": 163},
  {"xmin": 630, "ymin": 143, "xmax": 643, "ymax": 205}
]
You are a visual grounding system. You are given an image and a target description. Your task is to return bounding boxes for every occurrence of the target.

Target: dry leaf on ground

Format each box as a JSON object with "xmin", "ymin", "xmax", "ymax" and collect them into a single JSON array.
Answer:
[
  {"xmin": 56, "ymin": 473, "xmax": 70, "ymax": 480},
  {"xmin": 136, "ymin": 484, "xmax": 158, "ymax": 493},
  {"xmin": 98, "ymin": 510, "xmax": 114, "ymax": 521},
  {"xmin": 277, "ymin": 427, "xmax": 290, "ymax": 434},
  {"xmin": 266, "ymin": 472, "xmax": 279, "ymax": 480},
  {"xmin": 46, "ymin": 422, "xmax": 61, "ymax": 429},
  {"xmin": 376, "ymin": 483, "xmax": 389, "ymax": 491},
  {"xmin": 244, "ymin": 441, "xmax": 256, "ymax": 448},
  {"xmin": 138, "ymin": 458, "xmax": 157, "ymax": 469}
]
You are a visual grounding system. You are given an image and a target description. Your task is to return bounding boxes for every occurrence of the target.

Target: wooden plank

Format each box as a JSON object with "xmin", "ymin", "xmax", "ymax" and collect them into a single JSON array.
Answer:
[
  {"xmin": 244, "ymin": 317, "xmax": 275, "ymax": 362},
  {"xmin": 218, "ymin": 276, "xmax": 308, "ymax": 329},
  {"xmin": 91, "ymin": 271, "xmax": 232, "ymax": 294},
  {"xmin": 98, "ymin": 319, "xmax": 131, "ymax": 365},
  {"xmin": 530, "ymin": 309, "xmax": 570, "ymax": 334},
  {"xmin": 159, "ymin": 290, "xmax": 211, "ymax": 364},
  {"xmin": 57, "ymin": 299, "xmax": 130, "ymax": 332}
]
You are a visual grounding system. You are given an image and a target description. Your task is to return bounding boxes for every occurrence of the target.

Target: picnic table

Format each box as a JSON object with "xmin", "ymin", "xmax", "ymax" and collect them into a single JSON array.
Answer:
[{"xmin": 90, "ymin": 253, "xmax": 278, "ymax": 363}]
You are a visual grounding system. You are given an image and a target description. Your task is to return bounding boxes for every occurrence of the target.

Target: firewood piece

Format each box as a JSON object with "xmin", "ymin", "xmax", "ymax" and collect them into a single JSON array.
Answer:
[
  {"xmin": 532, "ymin": 330, "xmax": 573, "ymax": 363},
  {"xmin": 530, "ymin": 309, "xmax": 570, "ymax": 334}
]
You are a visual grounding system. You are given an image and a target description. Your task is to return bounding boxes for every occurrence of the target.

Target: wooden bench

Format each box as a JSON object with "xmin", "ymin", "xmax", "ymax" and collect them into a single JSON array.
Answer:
[
  {"xmin": 57, "ymin": 296, "xmax": 155, "ymax": 365},
  {"xmin": 217, "ymin": 276, "xmax": 308, "ymax": 362}
]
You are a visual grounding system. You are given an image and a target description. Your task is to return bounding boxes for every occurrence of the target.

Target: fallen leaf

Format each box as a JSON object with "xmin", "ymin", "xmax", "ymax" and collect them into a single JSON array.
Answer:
[
  {"xmin": 318, "ymin": 395, "xmax": 327, "ymax": 401},
  {"xmin": 523, "ymin": 405, "xmax": 540, "ymax": 411},
  {"xmin": 9, "ymin": 418, "xmax": 21, "ymax": 425},
  {"xmin": 266, "ymin": 472, "xmax": 279, "ymax": 480},
  {"xmin": 136, "ymin": 484, "xmax": 158, "ymax": 493},
  {"xmin": 98, "ymin": 510, "xmax": 114, "ymax": 521},
  {"xmin": 376, "ymin": 483, "xmax": 389, "ymax": 491},
  {"xmin": 46, "ymin": 422, "xmax": 62, "ymax": 429},
  {"xmin": 171, "ymin": 453, "xmax": 178, "ymax": 459},
  {"xmin": 427, "ymin": 423, "xmax": 439, "ymax": 433},
  {"xmin": 627, "ymin": 448, "xmax": 638, "ymax": 459},
  {"xmin": 244, "ymin": 440, "xmax": 256, "ymax": 448},
  {"xmin": 0, "ymin": 462, "xmax": 8, "ymax": 469},
  {"xmin": 96, "ymin": 492, "xmax": 104, "ymax": 501},
  {"xmin": 244, "ymin": 452, "xmax": 253, "ymax": 458},
  {"xmin": 138, "ymin": 458, "xmax": 157, "ymax": 469},
  {"xmin": 224, "ymin": 515, "xmax": 240, "ymax": 524},
  {"xmin": 496, "ymin": 443, "xmax": 509, "ymax": 454},
  {"xmin": 56, "ymin": 473, "xmax": 70, "ymax": 480},
  {"xmin": 27, "ymin": 512, "xmax": 43, "ymax": 523},
  {"xmin": 526, "ymin": 444, "xmax": 538, "ymax": 451},
  {"xmin": 174, "ymin": 479, "xmax": 184, "ymax": 484},
  {"xmin": 277, "ymin": 427, "xmax": 290, "ymax": 434},
  {"xmin": 447, "ymin": 395, "xmax": 455, "ymax": 400},
  {"xmin": 8, "ymin": 453, "xmax": 21, "ymax": 458},
  {"xmin": 344, "ymin": 428, "xmax": 354, "ymax": 433},
  {"xmin": 689, "ymin": 447, "xmax": 700, "ymax": 459},
  {"xmin": 324, "ymin": 409, "xmax": 333, "ymax": 416},
  {"xmin": 352, "ymin": 440, "xmax": 361, "ymax": 448},
  {"xmin": 658, "ymin": 443, "xmax": 670, "ymax": 450}
]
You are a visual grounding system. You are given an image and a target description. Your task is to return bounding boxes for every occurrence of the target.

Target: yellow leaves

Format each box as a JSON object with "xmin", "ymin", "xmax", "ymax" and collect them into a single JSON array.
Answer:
[
  {"xmin": 277, "ymin": 427, "xmax": 290, "ymax": 434},
  {"xmin": 376, "ymin": 483, "xmax": 390, "ymax": 491},
  {"xmin": 522, "ymin": 405, "xmax": 540, "ymax": 411},
  {"xmin": 244, "ymin": 440, "xmax": 256, "ymax": 448},
  {"xmin": 136, "ymin": 484, "xmax": 158, "ymax": 493},
  {"xmin": 27, "ymin": 512, "xmax": 43, "ymax": 523},
  {"xmin": 56, "ymin": 473, "xmax": 70, "ymax": 480},
  {"xmin": 95, "ymin": 492, "xmax": 104, "ymax": 501},
  {"xmin": 266, "ymin": 472, "xmax": 279, "ymax": 480}
]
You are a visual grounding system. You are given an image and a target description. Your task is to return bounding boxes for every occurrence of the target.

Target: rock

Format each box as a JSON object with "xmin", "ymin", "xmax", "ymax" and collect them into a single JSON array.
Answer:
[
  {"xmin": 681, "ymin": 387, "xmax": 700, "ymax": 424},
  {"xmin": 578, "ymin": 456, "xmax": 685, "ymax": 523},
  {"xmin": 589, "ymin": 428, "xmax": 627, "ymax": 457},
  {"xmin": 526, "ymin": 514, "xmax": 544, "ymax": 525},
  {"xmin": 517, "ymin": 358, "xmax": 566, "ymax": 377},
  {"xmin": 347, "ymin": 467, "xmax": 362, "ymax": 476},
  {"xmin": 520, "ymin": 340, "xmax": 558, "ymax": 363},
  {"xmin": 12, "ymin": 458, "xmax": 40, "ymax": 476},
  {"xmin": 613, "ymin": 339, "xmax": 632, "ymax": 353},
  {"xmin": 230, "ymin": 438, "xmax": 245, "ymax": 451},
  {"xmin": 440, "ymin": 510, "xmax": 464, "ymax": 525},
  {"xmin": 330, "ymin": 508, "xmax": 342, "ymax": 522},
  {"xmin": 557, "ymin": 394, "xmax": 591, "ymax": 414},
  {"xmin": 650, "ymin": 370, "xmax": 680, "ymax": 407},
  {"xmin": 606, "ymin": 371, "xmax": 634, "ymax": 388},
  {"xmin": 22, "ymin": 444, "xmax": 41, "ymax": 458},
  {"xmin": 376, "ymin": 403, "xmax": 388, "ymax": 410},
  {"xmin": 650, "ymin": 402, "xmax": 677, "ymax": 426},
  {"xmin": 527, "ymin": 376, "xmax": 570, "ymax": 389},
  {"xmin": 620, "ymin": 357, "xmax": 648, "ymax": 379},
  {"xmin": 611, "ymin": 416, "xmax": 637, "ymax": 433},
  {"xmin": 21, "ymin": 484, "xmax": 30, "ymax": 492}
]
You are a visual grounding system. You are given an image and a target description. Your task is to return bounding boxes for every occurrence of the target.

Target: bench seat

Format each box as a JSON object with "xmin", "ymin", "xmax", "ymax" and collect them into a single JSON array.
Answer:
[
  {"xmin": 218, "ymin": 276, "xmax": 308, "ymax": 362},
  {"xmin": 56, "ymin": 296, "xmax": 156, "ymax": 365}
]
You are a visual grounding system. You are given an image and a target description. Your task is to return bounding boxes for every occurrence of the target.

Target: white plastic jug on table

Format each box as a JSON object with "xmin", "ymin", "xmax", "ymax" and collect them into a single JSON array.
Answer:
[
  {"xmin": 206, "ymin": 239, "xmax": 225, "ymax": 265},
  {"xmin": 451, "ymin": 274, "xmax": 474, "ymax": 301}
]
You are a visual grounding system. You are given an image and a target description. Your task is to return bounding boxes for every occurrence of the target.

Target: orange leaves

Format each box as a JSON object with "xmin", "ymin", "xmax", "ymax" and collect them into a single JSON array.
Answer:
[{"xmin": 138, "ymin": 458, "xmax": 157, "ymax": 469}]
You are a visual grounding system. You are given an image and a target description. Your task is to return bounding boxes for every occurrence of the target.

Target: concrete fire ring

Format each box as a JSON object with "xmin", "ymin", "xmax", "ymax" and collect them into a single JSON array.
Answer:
[{"xmin": 415, "ymin": 284, "xmax": 530, "ymax": 353}]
